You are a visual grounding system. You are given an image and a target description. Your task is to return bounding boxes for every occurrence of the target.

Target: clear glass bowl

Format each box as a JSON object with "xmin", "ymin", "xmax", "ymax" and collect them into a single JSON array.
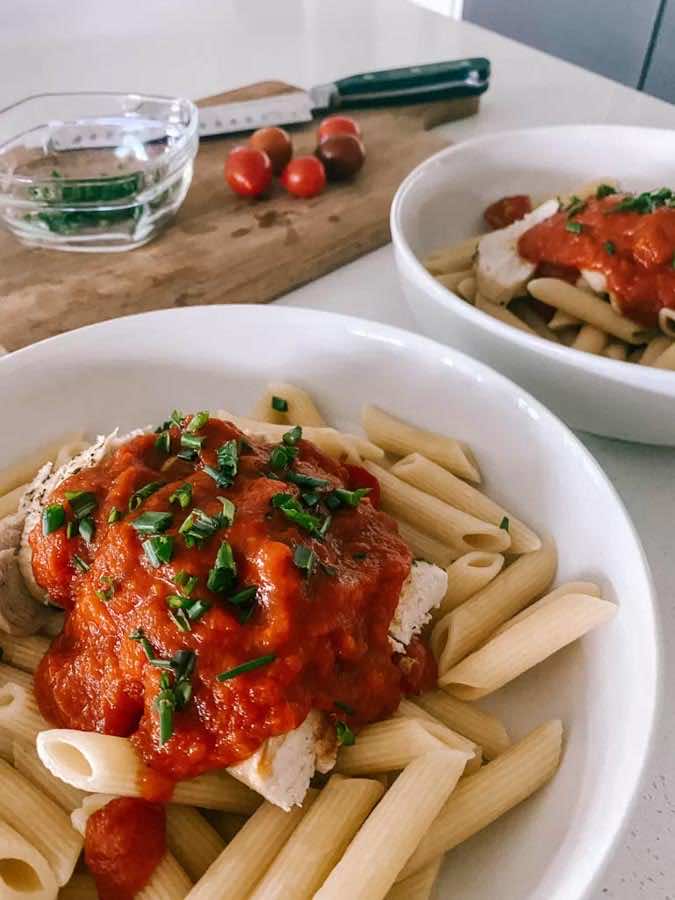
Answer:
[{"xmin": 0, "ymin": 92, "xmax": 198, "ymax": 252}]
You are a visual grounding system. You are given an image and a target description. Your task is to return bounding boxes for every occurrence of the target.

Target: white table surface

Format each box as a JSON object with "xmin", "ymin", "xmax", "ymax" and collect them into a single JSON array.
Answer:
[{"xmin": 2, "ymin": 1, "xmax": 674, "ymax": 896}]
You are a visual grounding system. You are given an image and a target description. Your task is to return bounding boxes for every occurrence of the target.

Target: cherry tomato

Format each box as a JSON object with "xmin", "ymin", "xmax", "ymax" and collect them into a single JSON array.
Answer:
[
  {"xmin": 316, "ymin": 134, "xmax": 365, "ymax": 181},
  {"xmin": 345, "ymin": 464, "xmax": 380, "ymax": 508},
  {"xmin": 281, "ymin": 156, "xmax": 326, "ymax": 198},
  {"xmin": 318, "ymin": 115, "xmax": 361, "ymax": 143},
  {"xmin": 224, "ymin": 146, "xmax": 272, "ymax": 198},
  {"xmin": 249, "ymin": 127, "xmax": 293, "ymax": 175},
  {"xmin": 483, "ymin": 195, "xmax": 532, "ymax": 230}
]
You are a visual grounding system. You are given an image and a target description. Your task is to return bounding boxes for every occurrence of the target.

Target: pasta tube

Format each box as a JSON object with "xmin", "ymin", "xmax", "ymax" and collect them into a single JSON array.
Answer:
[
  {"xmin": 13, "ymin": 740, "xmax": 86, "ymax": 813},
  {"xmin": 413, "ymin": 690, "xmax": 511, "ymax": 760},
  {"xmin": 0, "ymin": 633, "xmax": 49, "ymax": 672},
  {"xmin": 253, "ymin": 382, "xmax": 326, "ymax": 426},
  {"xmin": 395, "ymin": 519, "xmax": 462, "ymax": 567},
  {"xmin": 0, "ymin": 433, "xmax": 84, "ymax": 497},
  {"xmin": 385, "ymin": 859, "xmax": 442, "ymax": 900},
  {"xmin": 475, "ymin": 295, "xmax": 537, "ymax": 335},
  {"xmin": 423, "ymin": 236, "xmax": 480, "ymax": 275},
  {"xmin": 437, "ymin": 551, "xmax": 505, "ymax": 617},
  {"xmin": 165, "ymin": 805, "xmax": 226, "ymax": 882},
  {"xmin": 572, "ymin": 324, "xmax": 608, "ymax": 354},
  {"xmin": 0, "ymin": 818, "xmax": 58, "ymax": 900}
]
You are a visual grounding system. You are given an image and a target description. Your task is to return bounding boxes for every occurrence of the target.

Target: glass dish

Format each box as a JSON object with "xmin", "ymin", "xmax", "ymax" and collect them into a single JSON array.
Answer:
[{"xmin": 0, "ymin": 92, "xmax": 199, "ymax": 252}]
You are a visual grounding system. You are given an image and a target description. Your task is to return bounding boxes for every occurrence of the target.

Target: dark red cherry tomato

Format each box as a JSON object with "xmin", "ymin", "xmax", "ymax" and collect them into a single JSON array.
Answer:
[
  {"xmin": 249, "ymin": 127, "xmax": 293, "ymax": 175},
  {"xmin": 224, "ymin": 146, "xmax": 273, "ymax": 198},
  {"xmin": 316, "ymin": 134, "xmax": 366, "ymax": 181},
  {"xmin": 345, "ymin": 464, "xmax": 380, "ymax": 508},
  {"xmin": 483, "ymin": 195, "xmax": 532, "ymax": 230},
  {"xmin": 281, "ymin": 156, "xmax": 326, "ymax": 198},
  {"xmin": 318, "ymin": 115, "xmax": 361, "ymax": 143}
]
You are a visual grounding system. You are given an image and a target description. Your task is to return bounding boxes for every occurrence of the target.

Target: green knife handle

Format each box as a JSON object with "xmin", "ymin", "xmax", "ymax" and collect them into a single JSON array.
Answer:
[{"xmin": 333, "ymin": 57, "xmax": 490, "ymax": 108}]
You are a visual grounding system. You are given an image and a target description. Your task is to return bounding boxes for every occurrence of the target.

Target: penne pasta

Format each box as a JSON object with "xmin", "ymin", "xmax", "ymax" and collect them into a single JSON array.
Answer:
[
  {"xmin": 385, "ymin": 858, "xmax": 442, "ymax": 900},
  {"xmin": 431, "ymin": 538, "xmax": 557, "ymax": 673},
  {"xmin": 0, "ymin": 433, "xmax": 84, "ymax": 497},
  {"xmin": 394, "ymin": 519, "xmax": 462, "ymax": 568},
  {"xmin": 0, "ymin": 482, "xmax": 27, "ymax": 518},
  {"xmin": 423, "ymin": 236, "xmax": 480, "ymax": 275},
  {"xmin": 510, "ymin": 299, "xmax": 559, "ymax": 342},
  {"xmin": 640, "ymin": 334, "xmax": 672, "ymax": 365},
  {"xmin": 0, "ymin": 818, "xmax": 58, "ymax": 900},
  {"xmin": 440, "ymin": 588, "xmax": 615, "ymax": 699},
  {"xmin": 206, "ymin": 811, "xmax": 249, "ymax": 842},
  {"xmin": 475, "ymin": 294, "xmax": 537, "ymax": 335},
  {"xmin": 315, "ymin": 749, "xmax": 469, "ymax": 900},
  {"xmin": 457, "ymin": 276, "xmax": 477, "ymax": 302},
  {"xmin": 335, "ymin": 717, "xmax": 480, "ymax": 776},
  {"xmin": 390, "ymin": 453, "xmax": 540, "ymax": 554},
  {"xmin": 572, "ymin": 324, "xmax": 608, "ymax": 354},
  {"xmin": 398, "ymin": 720, "xmax": 563, "ymax": 879},
  {"xmin": 249, "ymin": 775, "xmax": 384, "ymax": 900},
  {"xmin": 658, "ymin": 306, "xmax": 675, "ymax": 338},
  {"xmin": 651, "ymin": 341, "xmax": 675, "ymax": 370},
  {"xmin": 527, "ymin": 278, "xmax": 652, "ymax": 344},
  {"xmin": 13, "ymin": 740, "xmax": 86, "ymax": 813},
  {"xmin": 0, "ymin": 673, "xmax": 47, "ymax": 744},
  {"xmin": 0, "ymin": 661, "xmax": 34, "ymax": 690},
  {"xmin": 548, "ymin": 309, "xmax": 580, "ymax": 330},
  {"xmin": 437, "ymin": 551, "xmax": 505, "ymax": 617},
  {"xmin": 413, "ymin": 690, "xmax": 511, "ymax": 760},
  {"xmin": 36, "ymin": 729, "xmax": 260, "ymax": 813},
  {"xmin": 253, "ymin": 382, "xmax": 326, "ymax": 426},
  {"xmin": 436, "ymin": 269, "xmax": 473, "ymax": 292},
  {"xmin": 604, "ymin": 341, "xmax": 628, "ymax": 361},
  {"xmin": 558, "ymin": 178, "xmax": 618, "ymax": 205},
  {"xmin": 0, "ymin": 729, "xmax": 11, "ymax": 761},
  {"xmin": 57, "ymin": 872, "xmax": 98, "ymax": 899},
  {"xmin": 361, "ymin": 404, "xmax": 481, "ymax": 483},
  {"xmin": 364, "ymin": 462, "xmax": 511, "ymax": 555},
  {"xmin": 185, "ymin": 792, "xmax": 318, "ymax": 900},
  {"xmin": 0, "ymin": 757, "xmax": 82, "ymax": 886},
  {"xmin": 165, "ymin": 806, "xmax": 226, "ymax": 883},
  {"xmin": 0, "ymin": 633, "xmax": 49, "ymax": 673}
]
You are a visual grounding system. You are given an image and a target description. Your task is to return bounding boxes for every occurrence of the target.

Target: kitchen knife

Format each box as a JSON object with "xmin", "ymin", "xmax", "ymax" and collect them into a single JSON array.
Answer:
[{"xmin": 198, "ymin": 57, "xmax": 490, "ymax": 137}]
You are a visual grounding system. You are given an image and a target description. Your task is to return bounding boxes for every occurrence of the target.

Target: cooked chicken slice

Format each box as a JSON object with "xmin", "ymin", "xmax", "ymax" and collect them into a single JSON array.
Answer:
[{"xmin": 389, "ymin": 560, "xmax": 448, "ymax": 652}]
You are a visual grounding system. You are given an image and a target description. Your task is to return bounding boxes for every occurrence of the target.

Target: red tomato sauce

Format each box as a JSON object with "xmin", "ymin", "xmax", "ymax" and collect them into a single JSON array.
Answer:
[
  {"xmin": 484, "ymin": 194, "xmax": 532, "ymax": 230},
  {"xmin": 84, "ymin": 797, "xmax": 165, "ymax": 900},
  {"xmin": 517, "ymin": 193, "xmax": 675, "ymax": 327},
  {"xmin": 32, "ymin": 417, "xmax": 433, "ymax": 788}
]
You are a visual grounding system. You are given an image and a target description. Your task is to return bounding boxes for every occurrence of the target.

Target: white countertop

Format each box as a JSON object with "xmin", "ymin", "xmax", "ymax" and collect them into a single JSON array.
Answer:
[{"xmin": 2, "ymin": 2, "xmax": 674, "ymax": 896}]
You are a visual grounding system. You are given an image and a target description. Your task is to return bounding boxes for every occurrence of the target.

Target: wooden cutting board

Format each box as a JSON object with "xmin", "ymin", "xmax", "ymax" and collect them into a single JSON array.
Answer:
[{"xmin": 0, "ymin": 82, "xmax": 479, "ymax": 351}]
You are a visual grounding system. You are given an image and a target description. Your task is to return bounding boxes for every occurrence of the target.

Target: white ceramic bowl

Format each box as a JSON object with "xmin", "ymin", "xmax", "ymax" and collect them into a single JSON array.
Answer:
[
  {"xmin": 0, "ymin": 306, "xmax": 659, "ymax": 899},
  {"xmin": 391, "ymin": 124, "xmax": 675, "ymax": 445}
]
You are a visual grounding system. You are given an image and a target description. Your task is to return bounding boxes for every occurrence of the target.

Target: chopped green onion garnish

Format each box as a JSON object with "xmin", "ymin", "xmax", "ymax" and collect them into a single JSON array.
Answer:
[
  {"xmin": 271, "ymin": 493, "xmax": 321, "ymax": 534},
  {"xmin": 179, "ymin": 508, "xmax": 222, "ymax": 548},
  {"xmin": 130, "ymin": 628, "xmax": 155, "ymax": 660},
  {"xmin": 64, "ymin": 490, "xmax": 97, "ymax": 519},
  {"xmin": 66, "ymin": 521, "xmax": 77, "ymax": 539},
  {"xmin": 216, "ymin": 654, "xmax": 276, "ymax": 682},
  {"xmin": 270, "ymin": 444, "xmax": 297, "ymax": 470},
  {"xmin": 72, "ymin": 554, "xmax": 89, "ymax": 572},
  {"xmin": 132, "ymin": 511, "xmax": 173, "ymax": 534},
  {"xmin": 78, "ymin": 516, "xmax": 95, "ymax": 544},
  {"xmin": 174, "ymin": 571, "xmax": 198, "ymax": 595},
  {"xmin": 499, "ymin": 516, "xmax": 510, "ymax": 531},
  {"xmin": 336, "ymin": 721, "xmax": 355, "ymax": 746},
  {"xmin": 169, "ymin": 483, "xmax": 193, "ymax": 509},
  {"xmin": 129, "ymin": 481, "xmax": 163, "ymax": 511},
  {"xmin": 180, "ymin": 433, "xmax": 205, "ymax": 453},
  {"xmin": 155, "ymin": 672, "xmax": 175, "ymax": 746},
  {"xmin": 207, "ymin": 541, "xmax": 237, "ymax": 593},
  {"xmin": 353, "ymin": 551, "xmax": 368, "ymax": 560},
  {"xmin": 186, "ymin": 599, "xmax": 211, "ymax": 621},
  {"xmin": 335, "ymin": 700, "xmax": 355, "ymax": 716},
  {"xmin": 168, "ymin": 609, "xmax": 192, "ymax": 632},
  {"xmin": 186, "ymin": 411, "xmax": 209, "ymax": 433},
  {"xmin": 228, "ymin": 586, "xmax": 258, "ymax": 606},
  {"xmin": 204, "ymin": 440, "xmax": 239, "ymax": 488},
  {"xmin": 167, "ymin": 594, "xmax": 192, "ymax": 609},
  {"xmin": 293, "ymin": 545, "xmax": 316, "ymax": 577},
  {"xmin": 285, "ymin": 471, "xmax": 330, "ymax": 490},
  {"xmin": 155, "ymin": 431, "xmax": 171, "ymax": 454},
  {"xmin": 672, "ymin": 252, "xmax": 675, "ymax": 270},
  {"xmin": 320, "ymin": 561, "xmax": 337, "ymax": 576},
  {"xmin": 319, "ymin": 515, "xmax": 332, "ymax": 538},
  {"xmin": 143, "ymin": 535, "xmax": 174, "ymax": 567},
  {"xmin": 565, "ymin": 195, "xmax": 586, "ymax": 217},
  {"xmin": 217, "ymin": 497, "xmax": 236, "ymax": 527},
  {"xmin": 177, "ymin": 448, "xmax": 198, "ymax": 463},
  {"xmin": 604, "ymin": 241, "xmax": 616, "ymax": 255},
  {"xmin": 283, "ymin": 425, "xmax": 302, "ymax": 446},
  {"xmin": 170, "ymin": 410, "xmax": 184, "ymax": 427},
  {"xmin": 107, "ymin": 506, "xmax": 122, "ymax": 524},
  {"xmin": 301, "ymin": 491, "xmax": 320, "ymax": 507},
  {"xmin": 596, "ymin": 184, "xmax": 617, "ymax": 199},
  {"xmin": 42, "ymin": 504, "xmax": 65, "ymax": 535},
  {"xmin": 95, "ymin": 576, "xmax": 114, "ymax": 603},
  {"xmin": 271, "ymin": 396, "xmax": 288, "ymax": 412},
  {"xmin": 326, "ymin": 488, "xmax": 370, "ymax": 510},
  {"xmin": 173, "ymin": 679, "xmax": 193, "ymax": 709},
  {"xmin": 565, "ymin": 221, "xmax": 583, "ymax": 234}
]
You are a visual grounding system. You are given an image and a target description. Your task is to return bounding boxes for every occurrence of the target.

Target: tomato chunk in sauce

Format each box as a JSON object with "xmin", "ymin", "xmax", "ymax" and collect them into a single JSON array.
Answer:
[{"xmin": 31, "ymin": 417, "xmax": 435, "ymax": 789}]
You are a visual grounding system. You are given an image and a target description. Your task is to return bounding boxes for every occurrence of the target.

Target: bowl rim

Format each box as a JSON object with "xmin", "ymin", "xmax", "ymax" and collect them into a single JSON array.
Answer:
[
  {"xmin": 0, "ymin": 302, "xmax": 663, "ymax": 899},
  {"xmin": 390, "ymin": 123, "xmax": 675, "ymax": 395}
]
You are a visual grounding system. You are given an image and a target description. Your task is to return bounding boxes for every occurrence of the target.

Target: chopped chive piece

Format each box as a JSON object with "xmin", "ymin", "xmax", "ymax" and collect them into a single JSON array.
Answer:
[
  {"xmin": 174, "ymin": 571, "xmax": 198, "ymax": 595},
  {"xmin": 129, "ymin": 481, "xmax": 163, "ymax": 511},
  {"xmin": 327, "ymin": 488, "xmax": 370, "ymax": 509},
  {"xmin": 66, "ymin": 520, "xmax": 77, "ymax": 539},
  {"xmin": 203, "ymin": 440, "xmax": 239, "ymax": 488},
  {"xmin": 672, "ymin": 252, "xmax": 675, "ymax": 270},
  {"xmin": 565, "ymin": 221, "xmax": 583, "ymax": 234},
  {"xmin": 335, "ymin": 700, "xmax": 355, "ymax": 716},
  {"xmin": 293, "ymin": 545, "xmax": 316, "ymax": 577},
  {"xmin": 169, "ymin": 609, "xmax": 192, "ymax": 632},
  {"xmin": 319, "ymin": 514, "xmax": 332, "ymax": 538},
  {"xmin": 155, "ymin": 431, "xmax": 171, "ymax": 454},
  {"xmin": 155, "ymin": 672, "xmax": 175, "ymax": 746},
  {"xmin": 186, "ymin": 599, "xmax": 211, "ymax": 621},
  {"xmin": 283, "ymin": 425, "xmax": 302, "ymax": 446},
  {"xmin": 207, "ymin": 541, "xmax": 237, "ymax": 593},
  {"xmin": 228, "ymin": 586, "xmax": 258, "ymax": 606},
  {"xmin": 167, "ymin": 594, "xmax": 192, "ymax": 609},
  {"xmin": 42, "ymin": 504, "xmax": 65, "ymax": 535},
  {"xmin": 64, "ymin": 490, "xmax": 97, "ymax": 519},
  {"xmin": 95, "ymin": 576, "xmax": 114, "ymax": 603},
  {"xmin": 596, "ymin": 184, "xmax": 617, "ymax": 199},
  {"xmin": 170, "ymin": 410, "xmax": 184, "ymax": 427},
  {"xmin": 237, "ymin": 603, "xmax": 257, "ymax": 625},
  {"xmin": 301, "ymin": 492, "xmax": 320, "ymax": 507},
  {"xmin": 173, "ymin": 679, "xmax": 193, "ymax": 709},
  {"xmin": 216, "ymin": 654, "xmax": 276, "ymax": 681},
  {"xmin": 565, "ymin": 195, "xmax": 586, "ymax": 217},
  {"xmin": 177, "ymin": 448, "xmax": 198, "ymax": 463},
  {"xmin": 271, "ymin": 396, "xmax": 288, "ymax": 412},
  {"xmin": 72, "ymin": 554, "xmax": 89, "ymax": 572},
  {"xmin": 271, "ymin": 493, "xmax": 321, "ymax": 534},
  {"xmin": 604, "ymin": 241, "xmax": 616, "ymax": 255},
  {"xmin": 285, "ymin": 471, "xmax": 330, "ymax": 490},
  {"xmin": 186, "ymin": 411, "xmax": 209, "ymax": 433},
  {"xmin": 132, "ymin": 511, "xmax": 173, "ymax": 534},
  {"xmin": 353, "ymin": 551, "xmax": 368, "ymax": 560},
  {"xmin": 107, "ymin": 506, "xmax": 122, "ymax": 524},
  {"xmin": 180, "ymin": 433, "xmax": 205, "ymax": 453},
  {"xmin": 336, "ymin": 721, "xmax": 355, "ymax": 746},
  {"xmin": 270, "ymin": 443, "xmax": 298, "ymax": 470},
  {"xmin": 320, "ymin": 561, "xmax": 337, "ymax": 576},
  {"xmin": 78, "ymin": 516, "xmax": 95, "ymax": 544},
  {"xmin": 179, "ymin": 508, "xmax": 222, "ymax": 548},
  {"xmin": 610, "ymin": 188, "xmax": 673, "ymax": 215},
  {"xmin": 499, "ymin": 516, "xmax": 510, "ymax": 531},
  {"xmin": 169, "ymin": 483, "xmax": 193, "ymax": 509},
  {"xmin": 130, "ymin": 628, "xmax": 155, "ymax": 660},
  {"xmin": 217, "ymin": 497, "xmax": 236, "ymax": 526},
  {"xmin": 143, "ymin": 535, "xmax": 174, "ymax": 567}
]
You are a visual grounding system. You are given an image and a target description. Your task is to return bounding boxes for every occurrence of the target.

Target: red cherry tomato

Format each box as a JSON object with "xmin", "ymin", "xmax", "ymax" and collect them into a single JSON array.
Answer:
[
  {"xmin": 281, "ymin": 156, "xmax": 326, "ymax": 198},
  {"xmin": 316, "ymin": 134, "xmax": 366, "ymax": 181},
  {"xmin": 318, "ymin": 115, "xmax": 361, "ymax": 143},
  {"xmin": 345, "ymin": 464, "xmax": 380, "ymax": 508},
  {"xmin": 483, "ymin": 195, "xmax": 532, "ymax": 230},
  {"xmin": 224, "ymin": 146, "xmax": 273, "ymax": 198},
  {"xmin": 249, "ymin": 127, "xmax": 293, "ymax": 175}
]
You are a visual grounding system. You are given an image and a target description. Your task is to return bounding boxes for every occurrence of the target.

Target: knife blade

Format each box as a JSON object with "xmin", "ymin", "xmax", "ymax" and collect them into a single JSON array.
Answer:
[{"xmin": 198, "ymin": 57, "xmax": 489, "ymax": 137}]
